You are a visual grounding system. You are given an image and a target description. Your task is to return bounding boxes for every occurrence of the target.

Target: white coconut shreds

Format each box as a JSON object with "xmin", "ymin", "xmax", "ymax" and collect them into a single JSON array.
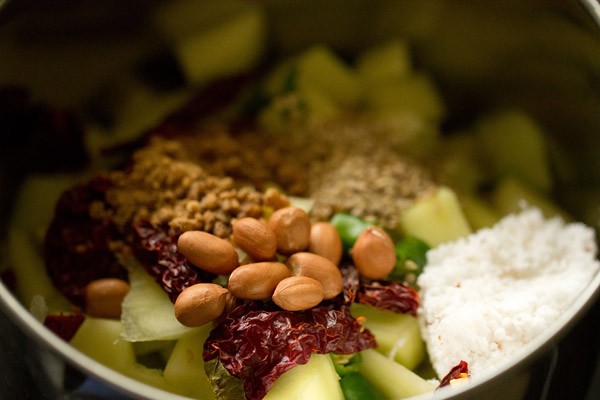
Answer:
[{"xmin": 417, "ymin": 207, "xmax": 600, "ymax": 378}]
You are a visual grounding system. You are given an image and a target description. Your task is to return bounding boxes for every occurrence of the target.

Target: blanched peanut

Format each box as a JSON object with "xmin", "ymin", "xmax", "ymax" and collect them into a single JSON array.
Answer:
[
  {"xmin": 351, "ymin": 226, "xmax": 396, "ymax": 280},
  {"xmin": 272, "ymin": 276, "xmax": 324, "ymax": 311},
  {"xmin": 177, "ymin": 230, "xmax": 239, "ymax": 275},
  {"xmin": 267, "ymin": 207, "xmax": 311, "ymax": 255},
  {"xmin": 286, "ymin": 252, "xmax": 343, "ymax": 300},
  {"xmin": 85, "ymin": 278, "xmax": 130, "ymax": 319},
  {"xmin": 308, "ymin": 222, "xmax": 343, "ymax": 265},
  {"xmin": 174, "ymin": 283, "xmax": 230, "ymax": 327},
  {"xmin": 227, "ymin": 262, "xmax": 290, "ymax": 300},
  {"xmin": 232, "ymin": 217, "xmax": 277, "ymax": 261}
]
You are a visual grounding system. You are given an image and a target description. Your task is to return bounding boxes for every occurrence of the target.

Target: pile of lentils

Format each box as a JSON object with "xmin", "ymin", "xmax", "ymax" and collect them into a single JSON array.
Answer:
[
  {"xmin": 89, "ymin": 136, "xmax": 290, "ymax": 239},
  {"xmin": 164, "ymin": 116, "xmax": 437, "ymax": 230}
]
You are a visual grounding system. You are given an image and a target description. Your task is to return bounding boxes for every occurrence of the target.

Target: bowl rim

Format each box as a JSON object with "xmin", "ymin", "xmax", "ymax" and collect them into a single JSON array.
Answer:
[
  {"xmin": 0, "ymin": 280, "xmax": 190, "ymax": 400},
  {"xmin": 580, "ymin": 0, "xmax": 600, "ymax": 26}
]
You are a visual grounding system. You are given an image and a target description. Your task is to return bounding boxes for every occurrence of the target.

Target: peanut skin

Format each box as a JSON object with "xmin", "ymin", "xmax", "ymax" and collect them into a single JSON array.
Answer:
[
  {"xmin": 177, "ymin": 231, "xmax": 239, "ymax": 275},
  {"xmin": 351, "ymin": 226, "xmax": 396, "ymax": 280},
  {"xmin": 308, "ymin": 222, "xmax": 343, "ymax": 265},
  {"xmin": 286, "ymin": 252, "xmax": 343, "ymax": 300},
  {"xmin": 268, "ymin": 207, "xmax": 311, "ymax": 255},
  {"xmin": 174, "ymin": 283, "xmax": 229, "ymax": 327},
  {"xmin": 232, "ymin": 217, "xmax": 278, "ymax": 261},
  {"xmin": 272, "ymin": 276, "xmax": 324, "ymax": 311},
  {"xmin": 228, "ymin": 261, "xmax": 290, "ymax": 300},
  {"xmin": 85, "ymin": 278, "xmax": 130, "ymax": 319}
]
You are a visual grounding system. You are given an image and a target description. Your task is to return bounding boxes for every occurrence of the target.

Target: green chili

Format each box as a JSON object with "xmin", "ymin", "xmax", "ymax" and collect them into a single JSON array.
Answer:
[
  {"xmin": 387, "ymin": 236, "xmax": 430, "ymax": 284},
  {"xmin": 330, "ymin": 353, "xmax": 362, "ymax": 377},
  {"xmin": 340, "ymin": 371, "xmax": 386, "ymax": 400},
  {"xmin": 330, "ymin": 213, "xmax": 371, "ymax": 251}
]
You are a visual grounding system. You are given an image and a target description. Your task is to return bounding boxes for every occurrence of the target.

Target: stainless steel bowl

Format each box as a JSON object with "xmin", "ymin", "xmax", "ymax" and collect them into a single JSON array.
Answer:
[{"xmin": 1, "ymin": 1, "xmax": 600, "ymax": 399}]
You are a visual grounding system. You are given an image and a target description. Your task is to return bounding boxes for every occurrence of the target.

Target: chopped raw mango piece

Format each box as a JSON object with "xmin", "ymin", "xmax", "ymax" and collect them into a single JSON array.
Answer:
[
  {"xmin": 121, "ymin": 364, "xmax": 173, "ymax": 392},
  {"xmin": 90, "ymin": 81, "xmax": 191, "ymax": 147},
  {"xmin": 258, "ymin": 83, "xmax": 340, "ymax": 132},
  {"xmin": 6, "ymin": 174, "xmax": 85, "ymax": 312},
  {"xmin": 399, "ymin": 186, "xmax": 472, "ymax": 247},
  {"xmin": 258, "ymin": 44, "xmax": 368, "ymax": 131},
  {"xmin": 261, "ymin": 59, "xmax": 298, "ymax": 96},
  {"xmin": 433, "ymin": 132, "xmax": 487, "ymax": 195},
  {"xmin": 369, "ymin": 112, "xmax": 440, "ymax": 161},
  {"xmin": 357, "ymin": 39, "xmax": 412, "ymax": 86},
  {"xmin": 120, "ymin": 256, "xmax": 200, "ymax": 342},
  {"xmin": 474, "ymin": 110, "xmax": 552, "ymax": 192},
  {"xmin": 70, "ymin": 317, "xmax": 136, "ymax": 373},
  {"xmin": 257, "ymin": 93, "xmax": 305, "ymax": 133},
  {"xmin": 289, "ymin": 196, "xmax": 316, "ymax": 214},
  {"xmin": 359, "ymin": 349, "xmax": 436, "ymax": 399},
  {"xmin": 351, "ymin": 303, "xmax": 425, "ymax": 370},
  {"xmin": 163, "ymin": 327, "xmax": 216, "ymax": 399},
  {"xmin": 294, "ymin": 45, "xmax": 362, "ymax": 107},
  {"xmin": 72, "ymin": 318, "xmax": 175, "ymax": 391},
  {"xmin": 8, "ymin": 228, "xmax": 71, "ymax": 312},
  {"xmin": 264, "ymin": 45, "xmax": 362, "ymax": 108},
  {"xmin": 157, "ymin": 0, "xmax": 266, "ymax": 85},
  {"xmin": 9, "ymin": 174, "xmax": 83, "ymax": 233},
  {"xmin": 460, "ymin": 195, "xmax": 501, "ymax": 230},
  {"xmin": 491, "ymin": 177, "xmax": 568, "ymax": 220},
  {"xmin": 364, "ymin": 73, "xmax": 445, "ymax": 121},
  {"xmin": 264, "ymin": 353, "xmax": 344, "ymax": 400},
  {"xmin": 299, "ymin": 83, "xmax": 341, "ymax": 121}
]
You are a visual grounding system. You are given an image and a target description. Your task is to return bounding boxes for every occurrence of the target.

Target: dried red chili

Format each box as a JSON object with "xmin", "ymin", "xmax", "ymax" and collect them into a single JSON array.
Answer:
[
  {"xmin": 341, "ymin": 263, "xmax": 419, "ymax": 315},
  {"xmin": 44, "ymin": 177, "xmax": 214, "ymax": 306},
  {"xmin": 44, "ymin": 176, "xmax": 127, "ymax": 307},
  {"xmin": 44, "ymin": 313, "xmax": 85, "ymax": 342},
  {"xmin": 132, "ymin": 222, "xmax": 215, "ymax": 302},
  {"xmin": 203, "ymin": 301, "xmax": 377, "ymax": 400},
  {"xmin": 437, "ymin": 360, "xmax": 470, "ymax": 389},
  {"xmin": 357, "ymin": 280, "xmax": 420, "ymax": 316},
  {"xmin": 340, "ymin": 263, "xmax": 360, "ymax": 304}
]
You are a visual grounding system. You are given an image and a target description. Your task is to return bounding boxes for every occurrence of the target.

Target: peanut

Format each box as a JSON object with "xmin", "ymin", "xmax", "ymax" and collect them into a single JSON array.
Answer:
[
  {"xmin": 232, "ymin": 217, "xmax": 277, "ymax": 261},
  {"xmin": 174, "ymin": 283, "xmax": 229, "ymax": 327},
  {"xmin": 267, "ymin": 206, "xmax": 311, "ymax": 255},
  {"xmin": 177, "ymin": 230, "xmax": 239, "ymax": 275},
  {"xmin": 351, "ymin": 226, "xmax": 396, "ymax": 280},
  {"xmin": 272, "ymin": 276, "xmax": 324, "ymax": 311},
  {"xmin": 227, "ymin": 262, "xmax": 290, "ymax": 300},
  {"xmin": 85, "ymin": 278, "xmax": 130, "ymax": 319},
  {"xmin": 286, "ymin": 252, "xmax": 343, "ymax": 300},
  {"xmin": 308, "ymin": 222, "xmax": 343, "ymax": 265}
]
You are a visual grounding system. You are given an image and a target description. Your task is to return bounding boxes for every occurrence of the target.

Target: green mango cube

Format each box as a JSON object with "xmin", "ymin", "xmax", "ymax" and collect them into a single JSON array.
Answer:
[
  {"xmin": 474, "ymin": 110, "xmax": 552, "ymax": 192},
  {"xmin": 163, "ymin": 327, "xmax": 216, "ymax": 399},
  {"xmin": 357, "ymin": 39, "xmax": 412, "ymax": 86},
  {"xmin": 70, "ymin": 317, "xmax": 136, "ymax": 373},
  {"xmin": 399, "ymin": 186, "xmax": 472, "ymax": 247},
  {"xmin": 264, "ymin": 353, "xmax": 344, "ymax": 400},
  {"xmin": 350, "ymin": 303, "xmax": 425, "ymax": 370},
  {"xmin": 359, "ymin": 349, "xmax": 436, "ymax": 399}
]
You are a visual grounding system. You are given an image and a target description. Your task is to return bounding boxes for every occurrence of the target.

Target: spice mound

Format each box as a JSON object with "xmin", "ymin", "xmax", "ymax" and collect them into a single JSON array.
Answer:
[
  {"xmin": 94, "ymin": 136, "xmax": 287, "ymax": 238},
  {"xmin": 170, "ymin": 120, "xmax": 437, "ymax": 229},
  {"xmin": 44, "ymin": 136, "xmax": 290, "ymax": 305}
]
